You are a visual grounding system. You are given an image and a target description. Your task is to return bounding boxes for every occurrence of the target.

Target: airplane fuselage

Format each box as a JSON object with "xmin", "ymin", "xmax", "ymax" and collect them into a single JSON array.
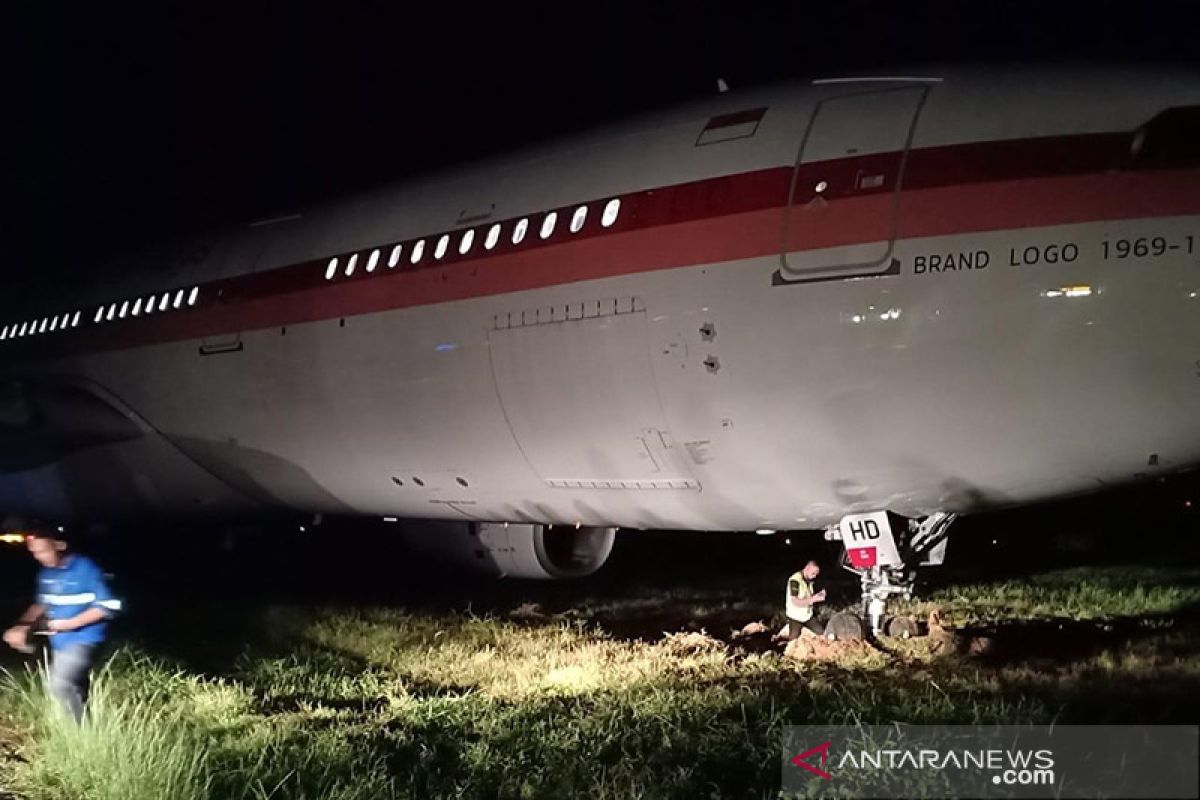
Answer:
[{"xmin": 2, "ymin": 66, "xmax": 1198, "ymax": 531}]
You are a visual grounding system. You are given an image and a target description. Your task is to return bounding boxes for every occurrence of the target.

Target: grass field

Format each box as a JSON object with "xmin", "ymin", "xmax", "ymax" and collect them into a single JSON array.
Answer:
[{"xmin": 2, "ymin": 562, "xmax": 1199, "ymax": 799}]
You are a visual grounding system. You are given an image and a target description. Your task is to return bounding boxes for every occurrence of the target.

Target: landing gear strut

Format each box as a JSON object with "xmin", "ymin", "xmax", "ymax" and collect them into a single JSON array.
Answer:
[{"xmin": 825, "ymin": 511, "xmax": 957, "ymax": 635}]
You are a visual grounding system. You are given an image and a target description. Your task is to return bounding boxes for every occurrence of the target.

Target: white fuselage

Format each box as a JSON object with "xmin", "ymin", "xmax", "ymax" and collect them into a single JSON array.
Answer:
[{"xmin": 2, "ymin": 66, "xmax": 1198, "ymax": 530}]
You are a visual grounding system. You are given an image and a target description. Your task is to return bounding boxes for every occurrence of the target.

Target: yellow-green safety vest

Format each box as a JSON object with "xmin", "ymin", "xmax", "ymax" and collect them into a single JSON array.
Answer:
[{"xmin": 786, "ymin": 571, "xmax": 813, "ymax": 622}]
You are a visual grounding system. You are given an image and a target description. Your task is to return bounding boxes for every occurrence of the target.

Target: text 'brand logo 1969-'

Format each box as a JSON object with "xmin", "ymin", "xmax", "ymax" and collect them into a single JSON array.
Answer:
[{"xmin": 791, "ymin": 741, "xmax": 833, "ymax": 780}]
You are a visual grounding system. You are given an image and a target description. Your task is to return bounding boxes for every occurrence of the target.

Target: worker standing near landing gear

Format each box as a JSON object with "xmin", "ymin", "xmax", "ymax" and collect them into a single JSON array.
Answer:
[{"xmin": 785, "ymin": 559, "xmax": 826, "ymax": 639}]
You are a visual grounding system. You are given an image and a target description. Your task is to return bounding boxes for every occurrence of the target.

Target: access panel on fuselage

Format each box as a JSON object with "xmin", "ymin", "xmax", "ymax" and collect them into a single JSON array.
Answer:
[
  {"xmin": 488, "ymin": 300, "xmax": 698, "ymax": 491},
  {"xmin": 780, "ymin": 84, "xmax": 928, "ymax": 282}
]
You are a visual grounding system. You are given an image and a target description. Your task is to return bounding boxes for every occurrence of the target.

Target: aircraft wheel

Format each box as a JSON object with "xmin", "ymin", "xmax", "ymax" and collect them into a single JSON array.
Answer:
[
  {"xmin": 885, "ymin": 615, "xmax": 920, "ymax": 640},
  {"xmin": 824, "ymin": 611, "xmax": 865, "ymax": 641}
]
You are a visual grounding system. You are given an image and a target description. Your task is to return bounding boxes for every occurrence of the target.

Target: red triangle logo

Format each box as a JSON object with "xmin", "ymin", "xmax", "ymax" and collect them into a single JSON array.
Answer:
[{"xmin": 791, "ymin": 740, "xmax": 832, "ymax": 780}]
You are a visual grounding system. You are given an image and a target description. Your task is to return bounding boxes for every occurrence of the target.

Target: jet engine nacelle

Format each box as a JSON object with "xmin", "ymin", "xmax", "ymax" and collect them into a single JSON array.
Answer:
[{"xmin": 397, "ymin": 520, "xmax": 616, "ymax": 579}]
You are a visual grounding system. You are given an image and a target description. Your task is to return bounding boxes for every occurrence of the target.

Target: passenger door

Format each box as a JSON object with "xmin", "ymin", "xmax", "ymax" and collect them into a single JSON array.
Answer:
[{"xmin": 778, "ymin": 84, "xmax": 930, "ymax": 283}]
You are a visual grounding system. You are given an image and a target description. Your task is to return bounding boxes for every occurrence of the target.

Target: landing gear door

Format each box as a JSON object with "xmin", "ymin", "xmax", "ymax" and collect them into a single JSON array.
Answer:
[
  {"xmin": 838, "ymin": 511, "xmax": 902, "ymax": 569},
  {"xmin": 778, "ymin": 84, "xmax": 929, "ymax": 283}
]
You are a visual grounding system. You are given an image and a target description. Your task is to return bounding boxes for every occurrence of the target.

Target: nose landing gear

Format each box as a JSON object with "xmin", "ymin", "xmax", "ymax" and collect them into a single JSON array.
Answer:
[{"xmin": 824, "ymin": 510, "xmax": 957, "ymax": 636}]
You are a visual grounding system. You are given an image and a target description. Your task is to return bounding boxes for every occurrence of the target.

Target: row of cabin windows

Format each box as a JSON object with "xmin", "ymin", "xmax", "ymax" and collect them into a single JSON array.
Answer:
[
  {"xmin": 92, "ymin": 287, "xmax": 200, "ymax": 324},
  {"xmin": 0, "ymin": 287, "xmax": 200, "ymax": 344},
  {"xmin": 2, "ymin": 196, "xmax": 627, "ymax": 343},
  {"xmin": 0, "ymin": 311, "xmax": 83, "ymax": 341},
  {"xmin": 324, "ymin": 198, "xmax": 621, "ymax": 281}
]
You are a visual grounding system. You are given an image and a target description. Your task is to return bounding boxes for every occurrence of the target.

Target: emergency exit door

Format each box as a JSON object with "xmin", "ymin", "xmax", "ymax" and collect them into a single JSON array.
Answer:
[{"xmin": 778, "ymin": 84, "xmax": 929, "ymax": 282}]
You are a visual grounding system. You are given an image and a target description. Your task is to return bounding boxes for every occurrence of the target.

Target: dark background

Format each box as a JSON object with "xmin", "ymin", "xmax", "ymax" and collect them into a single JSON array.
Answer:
[{"xmin": 6, "ymin": 1, "xmax": 1200, "ymax": 299}]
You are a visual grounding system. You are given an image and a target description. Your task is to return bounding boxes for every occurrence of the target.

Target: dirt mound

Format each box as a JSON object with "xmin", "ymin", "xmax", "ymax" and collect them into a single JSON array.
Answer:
[
  {"xmin": 727, "ymin": 620, "xmax": 781, "ymax": 654},
  {"xmin": 732, "ymin": 621, "xmax": 770, "ymax": 638},
  {"xmin": 783, "ymin": 630, "xmax": 872, "ymax": 662},
  {"xmin": 926, "ymin": 608, "xmax": 961, "ymax": 656},
  {"xmin": 925, "ymin": 608, "xmax": 995, "ymax": 657}
]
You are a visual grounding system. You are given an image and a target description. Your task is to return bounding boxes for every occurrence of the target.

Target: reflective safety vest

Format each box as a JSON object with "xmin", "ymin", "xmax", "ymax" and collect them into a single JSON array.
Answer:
[
  {"xmin": 37, "ymin": 554, "xmax": 121, "ymax": 651},
  {"xmin": 786, "ymin": 571, "xmax": 813, "ymax": 622}
]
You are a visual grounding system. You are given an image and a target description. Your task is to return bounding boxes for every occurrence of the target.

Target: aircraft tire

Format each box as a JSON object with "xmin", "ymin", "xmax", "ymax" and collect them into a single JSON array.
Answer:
[
  {"xmin": 884, "ymin": 615, "xmax": 921, "ymax": 640},
  {"xmin": 824, "ymin": 611, "xmax": 865, "ymax": 642}
]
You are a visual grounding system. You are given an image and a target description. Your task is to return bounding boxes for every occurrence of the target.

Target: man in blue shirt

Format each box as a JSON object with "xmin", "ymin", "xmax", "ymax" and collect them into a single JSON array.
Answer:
[{"xmin": 2, "ymin": 526, "xmax": 121, "ymax": 722}]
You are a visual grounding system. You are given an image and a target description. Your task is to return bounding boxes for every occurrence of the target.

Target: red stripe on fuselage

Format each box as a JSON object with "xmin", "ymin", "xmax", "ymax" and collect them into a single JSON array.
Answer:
[{"xmin": 3, "ymin": 131, "xmax": 1199, "ymax": 362}]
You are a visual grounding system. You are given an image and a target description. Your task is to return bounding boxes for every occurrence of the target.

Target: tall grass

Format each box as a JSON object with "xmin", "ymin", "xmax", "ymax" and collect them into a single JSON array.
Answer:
[{"xmin": 1, "ymin": 655, "xmax": 211, "ymax": 800}]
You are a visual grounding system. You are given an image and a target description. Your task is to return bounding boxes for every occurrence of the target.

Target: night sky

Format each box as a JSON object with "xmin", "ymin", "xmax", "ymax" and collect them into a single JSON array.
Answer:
[{"xmin": 6, "ymin": 2, "xmax": 1199, "ymax": 300}]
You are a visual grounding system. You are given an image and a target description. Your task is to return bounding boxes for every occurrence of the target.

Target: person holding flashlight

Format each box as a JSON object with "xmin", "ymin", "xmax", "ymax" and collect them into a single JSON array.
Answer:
[{"xmin": 2, "ymin": 525, "xmax": 121, "ymax": 723}]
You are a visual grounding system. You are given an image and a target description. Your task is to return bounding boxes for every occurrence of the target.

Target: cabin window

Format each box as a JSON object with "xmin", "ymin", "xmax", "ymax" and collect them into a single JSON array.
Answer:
[
  {"xmin": 411, "ymin": 239, "xmax": 426, "ymax": 263},
  {"xmin": 367, "ymin": 249, "xmax": 380, "ymax": 272},
  {"xmin": 485, "ymin": 223, "xmax": 501, "ymax": 250},
  {"xmin": 570, "ymin": 205, "xmax": 587, "ymax": 233},
  {"xmin": 601, "ymin": 198, "xmax": 621, "ymax": 227},
  {"xmin": 435, "ymin": 234, "xmax": 450, "ymax": 259},
  {"xmin": 512, "ymin": 218, "xmax": 528, "ymax": 244},
  {"xmin": 388, "ymin": 244, "xmax": 402, "ymax": 267},
  {"xmin": 459, "ymin": 229, "xmax": 475, "ymax": 255},
  {"xmin": 540, "ymin": 212, "xmax": 558, "ymax": 240}
]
